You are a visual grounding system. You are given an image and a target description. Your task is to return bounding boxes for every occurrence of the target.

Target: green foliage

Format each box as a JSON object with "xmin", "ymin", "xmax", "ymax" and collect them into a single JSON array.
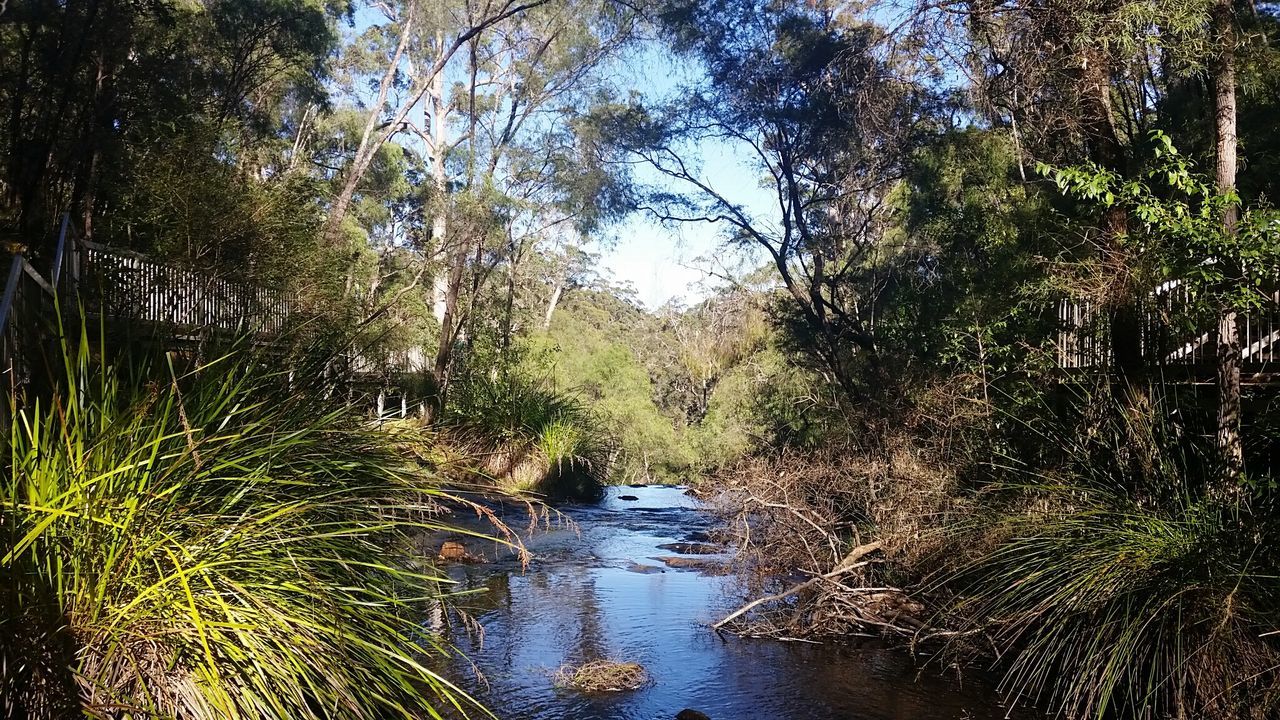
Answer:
[
  {"xmin": 0, "ymin": 1, "xmax": 339, "ymax": 251},
  {"xmin": 734, "ymin": 340, "xmax": 846, "ymax": 449},
  {"xmin": 942, "ymin": 396, "xmax": 1280, "ymax": 719},
  {"xmin": 446, "ymin": 367, "xmax": 613, "ymax": 499},
  {"xmin": 1041, "ymin": 131, "xmax": 1280, "ymax": 314},
  {"xmin": 100, "ymin": 127, "xmax": 335, "ymax": 288},
  {"xmin": 953, "ymin": 491, "xmax": 1277, "ymax": 719},
  {"xmin": 529, "ymin": 289, "xmax": 694, "ymax": 482},
  {"xmin": 1, "ymin": 332, "xmax": 479, "ymax": 719},
  {"xmin": 884, "ymin": 129, "xmax": 1059, "ymax": 384}
]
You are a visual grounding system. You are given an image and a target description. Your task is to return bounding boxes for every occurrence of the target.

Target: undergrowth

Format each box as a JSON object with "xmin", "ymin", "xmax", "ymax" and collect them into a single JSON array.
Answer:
[
  {"xmin": 446, "ymin": 370, "xmax": 614, "ymax": 500},
  {"xmin": 934, "ymin": 389, "xmax": 1280, "ymax": 719},
  {"xmin": 711, "ymin": 381, "xmax": 1280, "ymax": 719},
  {"xmin": 1, "ymin": 329, "xmax": 482, "ymax": 719}
]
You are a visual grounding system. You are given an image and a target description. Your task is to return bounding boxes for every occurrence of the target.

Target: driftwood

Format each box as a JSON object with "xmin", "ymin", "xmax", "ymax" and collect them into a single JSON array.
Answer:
[{"xmin": 713, "ymin": 541, "xmax": 884, "ymax": 630}]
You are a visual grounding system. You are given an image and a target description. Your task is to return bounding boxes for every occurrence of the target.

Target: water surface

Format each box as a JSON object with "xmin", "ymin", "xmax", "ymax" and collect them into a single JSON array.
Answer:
[{"xmin": 439, "ymin": 485, "xmax": 1029, "ymax": 720}]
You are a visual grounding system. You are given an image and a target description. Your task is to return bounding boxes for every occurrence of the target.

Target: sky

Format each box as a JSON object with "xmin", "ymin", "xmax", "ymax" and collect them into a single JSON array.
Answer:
[
  {"xmin": 593, "ymin": 45, "xmax": 775, "ymax": 309},
  {"xmin": 598, "ymin": 144, "xmax": 773, "ymax": 309}
]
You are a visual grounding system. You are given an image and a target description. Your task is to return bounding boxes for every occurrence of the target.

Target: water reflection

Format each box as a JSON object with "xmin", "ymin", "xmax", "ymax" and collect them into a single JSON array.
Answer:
[{"xmin": 440, "ymin": 486, "xmax": 1032, "ymax": 720}]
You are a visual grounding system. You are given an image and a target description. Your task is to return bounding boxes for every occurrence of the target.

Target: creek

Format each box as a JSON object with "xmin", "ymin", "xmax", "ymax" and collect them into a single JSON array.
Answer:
[{"xmin": 438, "ymin": 485, "xmax": 1031, "ymax": 720}]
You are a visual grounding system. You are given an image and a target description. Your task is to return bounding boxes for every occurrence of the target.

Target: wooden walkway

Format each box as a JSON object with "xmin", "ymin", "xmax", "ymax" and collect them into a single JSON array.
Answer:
[
  {"xmin": 1056, "ymin": 281, "xmax": 1280, "ymax": 382},
  {"xmin": 1, "ymin": 218, "xmax": 429, "ymax": 416}
]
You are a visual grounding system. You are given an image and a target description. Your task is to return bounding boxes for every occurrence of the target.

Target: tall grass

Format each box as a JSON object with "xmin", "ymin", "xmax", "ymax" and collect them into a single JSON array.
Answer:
[
  {"xmin": 1, "ymin": 329, "xmax": 481, "ymax": 719},
  {"xmin": 938, "ymin": 390, "xmax": 1280, "ymax": 719},
  {"xmin": 446, "ymin": 370, "xmax": 613, "ymax": 500}
]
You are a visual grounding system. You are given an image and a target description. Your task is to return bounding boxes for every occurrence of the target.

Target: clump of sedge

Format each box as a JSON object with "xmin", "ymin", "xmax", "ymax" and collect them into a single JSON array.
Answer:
[{"xmin": 553, "ymin": 660, "xmax": 648, "ymax": 692}]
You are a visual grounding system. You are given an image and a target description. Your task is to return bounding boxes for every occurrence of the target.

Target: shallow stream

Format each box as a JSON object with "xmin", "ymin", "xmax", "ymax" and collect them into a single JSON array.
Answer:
[{"xmin": 439, "ymin": 485, "xmax": 1030, "ymax": 720}]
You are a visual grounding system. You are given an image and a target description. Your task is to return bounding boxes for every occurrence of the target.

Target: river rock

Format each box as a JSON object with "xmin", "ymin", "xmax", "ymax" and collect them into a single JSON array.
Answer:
[
  {"xmin": 618, "ymin": 494, "xmax": 640, "ymax": 501},
  {"xmin": 676, "ymin": 710, "xmax": 711, "ymax": 720},
  {"xmin": 657, "ymin": 542, "xmax": 720, "ymax": 555},
  {"xmin": 628, "ymin": 483, "xmax": 647, "ymax": 488},
  {"xmin": 438, "ymin": 541, "xmax": 480, "ymax": 563}
]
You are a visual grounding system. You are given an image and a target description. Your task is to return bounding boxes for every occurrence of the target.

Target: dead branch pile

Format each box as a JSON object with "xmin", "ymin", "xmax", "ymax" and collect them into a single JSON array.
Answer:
[{"xmin": 709, "ymin": 435, "xmax": 974, "ymax": 640}]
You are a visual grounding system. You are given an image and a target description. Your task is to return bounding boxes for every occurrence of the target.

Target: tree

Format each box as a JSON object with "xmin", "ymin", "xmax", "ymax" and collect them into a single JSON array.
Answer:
[
  {"xmin": 0, "ymin": 1, "xmax": 338, "ymax": 264},
  {"xmin": 607, "ymin": 0, "xmax": 935, "ymax": 408},
  {"xmin": 408, "ymin": 0, "xmax": 637, "ymax": 415},
  {"xmin": 320, "ymin": 0, "xmax": 551, "ymax": 252},
  {"xmin": 1212, "ymin": 0, "xmax": 1242, "ymax": 482}
]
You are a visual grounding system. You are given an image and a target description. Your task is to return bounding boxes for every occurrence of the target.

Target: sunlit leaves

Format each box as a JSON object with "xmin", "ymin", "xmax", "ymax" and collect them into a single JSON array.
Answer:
[{"xmin": 1041, "ymin": 131, "xmax": 1280, "ymax": 313}]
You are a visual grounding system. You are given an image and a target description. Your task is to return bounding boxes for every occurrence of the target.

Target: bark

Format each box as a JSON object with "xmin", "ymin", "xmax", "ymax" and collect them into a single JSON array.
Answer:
[
  {"xmin": 1213, "ymin": 0, "xmax": 1243, "ymax": 485},
  {"xmin": 428, "ymin": 57, "xmax": 450, "ymax": 323},
  {"xmin": 500, "ymin": 226, "xmax": 523, "ymax": 351},
  {"xmin": 542, "ymin": 278, "xmax": 563, "ymax": 330}
]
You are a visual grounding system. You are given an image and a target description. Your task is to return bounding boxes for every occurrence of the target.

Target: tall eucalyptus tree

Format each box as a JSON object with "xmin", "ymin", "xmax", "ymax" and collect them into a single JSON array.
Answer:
[{"xmin": 330, "ymin": 0, "xmax": 639, "ymax": 414}]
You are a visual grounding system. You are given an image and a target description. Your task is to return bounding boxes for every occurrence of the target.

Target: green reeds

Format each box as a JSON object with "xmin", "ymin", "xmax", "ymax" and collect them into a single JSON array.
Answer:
[
  {"xmin": 1, "ymin": 327, "xmax": 483, "ymax": 719},
  {"xmin": 939, "ymin": 390, "xmax": 1280, "ymax": 719},
  {"xmin": 447, "ymin": 371, "xmax": 614, "ymax": 500}
]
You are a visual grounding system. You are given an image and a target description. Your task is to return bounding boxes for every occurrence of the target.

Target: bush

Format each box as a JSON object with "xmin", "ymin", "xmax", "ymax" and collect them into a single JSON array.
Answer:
[
  {"xmin": 446, "ymin": 370, "xmax": 614, "ymax": 500},
  {"xmin": 1, "ymin": 332, "xmax": 480, "ymax": 719},
  {"xmin": 946, "ymin": 488, "xmax": 1280, "ymax": 719},
  {"xmin": 939, "ymin": 393, "xmax": 1280, "ymax": 720}
]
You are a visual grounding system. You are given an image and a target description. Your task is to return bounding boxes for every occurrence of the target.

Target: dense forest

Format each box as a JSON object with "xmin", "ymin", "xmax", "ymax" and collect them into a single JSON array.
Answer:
[{"xmin": 4, "ymin": 0, "xmax": 1280, "ymax": 718}]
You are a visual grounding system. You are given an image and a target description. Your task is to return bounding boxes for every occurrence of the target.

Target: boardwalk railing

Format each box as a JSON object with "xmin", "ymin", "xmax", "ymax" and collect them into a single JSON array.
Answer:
[
  {"xmin": 1056, "ymin": 281, "xmax": 1280, "ymax": 371},
  {"xmin": 3, "ymin": 218, "xmax": 432, "ymax": 418},
  {"xmin": 76, "ymin": 238, "xmax": 295, "ymax": 337},
  {"xmin": 0, "ymin": 251, "xmax": 56, "ymax": 393}
]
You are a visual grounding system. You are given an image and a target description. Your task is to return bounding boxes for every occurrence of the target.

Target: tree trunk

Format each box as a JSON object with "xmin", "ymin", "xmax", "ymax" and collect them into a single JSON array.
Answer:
[
  {"xmin": 1078, "ymin": 48, "xmax": 1145, "ymax": 386},
  {"xmin": 542, "ymin": 278, "xmax": 564, "ymax": 330},
  {"xmin": 1213, "ymin": 0, "xmax": 1243, "ymax": 486},
  {"xmin": 429, "ymin": 244, "xmax": 467, "ymax": 418},
  {"xmin": 428, "ymin": 57, "xmax": 451, "ymax": 324}
]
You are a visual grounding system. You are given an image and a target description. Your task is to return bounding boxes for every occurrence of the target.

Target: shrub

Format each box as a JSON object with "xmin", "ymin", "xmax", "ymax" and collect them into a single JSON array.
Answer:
[
  {"xmin": 939, "ymin": 393, "xmax": 1280, "ymax": 720},
  {"xmin": 1, "ymin": 332, "xmax": 481, "ymax": 719},
  {"xmin": 446, "ymin": 370, "xmax": 613, "ymax": 500}
]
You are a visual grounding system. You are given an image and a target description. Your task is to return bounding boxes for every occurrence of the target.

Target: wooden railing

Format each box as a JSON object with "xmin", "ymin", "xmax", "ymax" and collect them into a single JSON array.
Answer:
[
  {"xmin": 76, "ymin": 239, "xmax": 294, "ymax": 337},
  {"xmin": 1, "ymin": 252, "xmax": 55, "ymax": 393},
  {"xmin": 3, "ymin": 217, "xmax": 432, "ymax": 417},
  {"xmin": 1056, "ymin": 282, "xmax": 1280, "ymax": 371}
]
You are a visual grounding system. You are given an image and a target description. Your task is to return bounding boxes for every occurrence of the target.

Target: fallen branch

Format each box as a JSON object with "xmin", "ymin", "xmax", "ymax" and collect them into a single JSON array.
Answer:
[{"xmin": 713, "ymin": 541, "xmax": 884, "ymax": 629}]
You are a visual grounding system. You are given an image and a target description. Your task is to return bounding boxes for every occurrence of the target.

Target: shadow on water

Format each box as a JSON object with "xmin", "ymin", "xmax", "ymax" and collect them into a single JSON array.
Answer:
[{"xmin": 436, "ymin": 486, "xmax": 1033, "ymax": 720}]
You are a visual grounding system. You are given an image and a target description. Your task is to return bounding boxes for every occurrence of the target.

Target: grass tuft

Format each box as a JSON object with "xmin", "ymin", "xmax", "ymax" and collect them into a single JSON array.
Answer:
[
  {"xmin": 1, "ymin": 329, "xmax": 485, "ymax": 719},
  {"xmin": 447, "ymin": 370, "xmax": 614, "ymax": 500},
  {"xmin": 552, "ymin": 660, "xmax": 648, "ymax": 692},
  {"xmin": 936, "ymin": 390, "xmax": 1280, "ymax": 720}
]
